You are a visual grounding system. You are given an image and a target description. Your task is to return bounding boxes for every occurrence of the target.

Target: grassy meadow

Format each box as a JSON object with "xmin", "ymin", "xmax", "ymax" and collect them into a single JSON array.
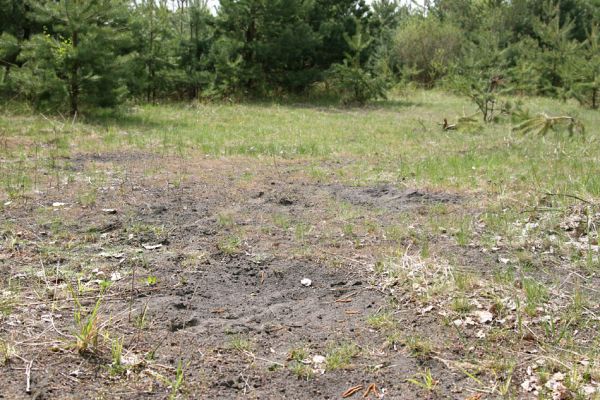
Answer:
[{"xmin": 3, "ymin": 90, "xmax": 600, "ymax": 196}]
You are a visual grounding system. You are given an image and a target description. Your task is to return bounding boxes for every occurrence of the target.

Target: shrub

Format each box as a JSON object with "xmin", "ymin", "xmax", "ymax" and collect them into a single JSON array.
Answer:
[{"xmin": 391, "ymin": 17, "xmax": 463, "ymax": 86}]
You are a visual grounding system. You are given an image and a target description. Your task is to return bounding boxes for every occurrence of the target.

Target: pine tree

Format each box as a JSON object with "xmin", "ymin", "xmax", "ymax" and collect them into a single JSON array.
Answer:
[
  {"xmin": 216, "ymin": 0, "xmax": 264, "ymax": 94},
  {"xmin": 567, "ymin": 25, "xmax": 600, "ymax": 109},
  {"xmin": 328, "ymin": 19, "xmax": 386, "ymax": 104},
  {"xmin": 309, "ymin": 0, "xmax": 372, "ymax": 70},
  {"xmin": 0, "ymin": 0, "xmax": 31, "ymax": 39},
  {"xmin": 0, "ymin": 33, "xmax": 19, "ymax": 87},
  {"xmin": 20, "ymin": 0, "xmax": 130, "ymax": 114},
  {"xmin": 176, "ymin": 0, "xmax": 215, "ymax": 99},
  {"xmin": 531, "ymin": 2, "xmax": 579, "ymax": 96},
  {"xmin": 129, "ymin": 0, "xmax": 178, "ymax": 102},
  {"xmin": 0, "ymin": 0, "xmax": 42, "ymax": 96},
  {"xmin": 214, "ymin": 0, "xmax": 373, "ymax": 96}
]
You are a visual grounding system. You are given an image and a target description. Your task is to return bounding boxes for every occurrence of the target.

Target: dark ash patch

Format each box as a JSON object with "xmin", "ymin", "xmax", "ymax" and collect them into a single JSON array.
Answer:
[{"xmin": 327, "ymin": 184, "xmax": 460, "ymax": 211}]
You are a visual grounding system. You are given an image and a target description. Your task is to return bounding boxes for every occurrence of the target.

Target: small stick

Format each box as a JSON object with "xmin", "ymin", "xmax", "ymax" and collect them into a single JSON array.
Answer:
[
  {"xmin": 362, "ymin": 383, "xmax": 379, "ymax": 398},
  {"xmin": 54, "ymin": 261, "xmax": 60, "ymax": 303},
  {"xmin": 259, "ymin": 270, "xmax": 266, "ymax": 285},
  {"xmin": 334, "ymin": 291, "xmax": 359, "ymax": 303},
  {"xmin": 129, "ymin": 260, "xmax": 136, "ymax": 322},
  {"xmin": 25, "ymin": 359, "xmax": 33, "ymax": 393},
  {"xmin": 342, "ymin": 384, "xmax": 364, "ymax": 398},
  {"xmin": 540, "ymin": 191, "xmax": 595, "ymax": 205},
  {"xmin": 335, "ymin": 298, "xmax": 352, "ymax": 303},
  {"xmin": 242, "ymin": 350, "xmax": 285, "ymax": 367}
]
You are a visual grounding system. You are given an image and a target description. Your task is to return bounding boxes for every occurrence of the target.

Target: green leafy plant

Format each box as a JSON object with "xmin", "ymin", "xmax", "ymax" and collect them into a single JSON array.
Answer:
[
  {"xmin": 68, "ymin": 281, "xmax": 110, "ymax": 354},
  {"xmin": 392, "ymin": 17, "xmax": 463, "ymax": 86},
  {"xmin": 169, "ymin": 360, "xmax": 186, "ymax": 400},
  {"xmin": 407, "ymin": 368, "xmax": 438, "ymax": 392},
  {"xmin": 109, "ymin": 336, "xmax": 125, "ymax": 375},
  {"xmin": 73, "ymin": 296, "xmax": 102, "ymax": 354},
  {"xmin": 0, "ymin": 338, "xmax": 16, "ymax": 365},
  {"xmin": 146, "ymin": 275, "xmax": 158, "ymax": 286}
]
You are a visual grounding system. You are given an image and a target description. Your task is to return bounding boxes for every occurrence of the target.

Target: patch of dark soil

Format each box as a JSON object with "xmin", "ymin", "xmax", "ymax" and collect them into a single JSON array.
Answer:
[
  {"xmin": 150, "ymin": 258, "xmax": 376, "ymax": 340},
  {"xmin": 70, "ymin": 151, "xmax": 156, "ymax": 167},
  {"xmin": 135, "ymin": 255, "xmax": 465, "ymax": 398},
  {"xmin": 328, "ymin": 184, "xmax": 461, "ymax": 211},
  {"xmin": 0, "ymin": 159, "xmax": 471, "ymax": 399}
]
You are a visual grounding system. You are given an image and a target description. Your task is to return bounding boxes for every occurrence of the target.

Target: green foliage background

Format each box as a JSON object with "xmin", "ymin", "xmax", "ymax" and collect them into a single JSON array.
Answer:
[{"xmin": 1, "ymin": 0, "xmax": 599, "ymax": 113}]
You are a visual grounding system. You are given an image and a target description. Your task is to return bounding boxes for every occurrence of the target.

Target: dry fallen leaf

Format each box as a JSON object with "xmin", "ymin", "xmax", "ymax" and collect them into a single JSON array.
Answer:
[
  {"xmin": 474, "ymin": 310, "xmax": 493, "ymax": 324},
  {"xmin": 110, "ymin": 272, "xmax": 122, "ymax": 281},
  {"xmin": 100, "ymin": 252, "xmax": 124, "ymax": 259},
  {"xmin": 312, "ymin": 355, "xmax": 326, "ymax": 364},
  {"xmin": 420, "ymin": 305, "xmax": 434, "ymax": 314}
]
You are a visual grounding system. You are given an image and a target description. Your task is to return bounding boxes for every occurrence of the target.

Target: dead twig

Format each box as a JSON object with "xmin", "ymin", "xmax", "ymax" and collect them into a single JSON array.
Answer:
[
  {"xmin": 540, "ymin": 191, "xmax": 595, "ymax": 205},
  {"xmin": 333, "ymin": 291, "xmax": 360, "ymax": 304},
  {"xmin": 319, "ymin": 249, "xmax": 374, "ymax": 267},
  {"xmin": 362, "ymin": 383, "xmax": 379, "ymax": 398},
  {"xmin": 335, "ymin": 298, "xmax": 353, "ymax": 303},
  {"xmin": 241, "ymin": 350, "xmax": 285, "ymax": 367},
  {"xmin": 25, "ymin": 358, "xmax": 33, "ymax": 393},
  {"xmin": 342, "ymin": 384, "xmax": 364, "ymax": 398},
  {"xmin": 442, "ymin": 118, "xmax": 456, "ymax": 131},
  {"xmin": 17, "ymin": 286, "xmax": 163, "ymax": 307}
]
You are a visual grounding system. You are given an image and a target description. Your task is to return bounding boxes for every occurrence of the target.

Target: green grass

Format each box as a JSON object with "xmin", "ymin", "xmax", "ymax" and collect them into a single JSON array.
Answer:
[
  {"xmin": 451, "ymin": 295, "xmax": 473, "ymax": 314},
  {"xmin": 0, "ymin": 338, "xmax": 15, "ymax": 365},
  {"xmin": 287, "ymin": 347, "xmax": 314, "ymax": 380},
  {"xmin": 523, "ymin": 278, "xmax": 549, "ymax": 316},
  {"xmin": 366, "ymin": 311, "xmax": 397, "ymax": 331},
  {"xmin": 404, "ymin": 335, "xmax": 433, "ymax": 359},
  {"xmin": 217, "ymin": 213, "xmax": 235, "ymax": 229},
  {"xmin": 2, "ymin": 91, "xmax": 599, "ymax": 201},
  {"xmin": 217, "ymin": 235, "xmax": 242, "ymax": 255},
  {"xmin": 325, "ymin": 342, "xmax": 360, "ymax": 371},
  {"xmin": 407, "ymin": 368, "xmax": 438, "ymax": 392},
  {"xmin": 109, "ymin": 336, "xmax": 125, "ymax": 375},
  {"xmin": 228, "ymin": 335, "xmax": 253, "ymax": 353}
]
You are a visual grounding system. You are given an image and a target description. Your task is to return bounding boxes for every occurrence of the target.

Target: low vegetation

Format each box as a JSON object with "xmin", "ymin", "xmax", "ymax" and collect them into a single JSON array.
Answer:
[
  {"xmin": 0, "ymin": 89, "xmax": 598, "ymax": 397},
  {"xmin": 0, "ymin": 1, "xmax": 599, "ymax": 398}
]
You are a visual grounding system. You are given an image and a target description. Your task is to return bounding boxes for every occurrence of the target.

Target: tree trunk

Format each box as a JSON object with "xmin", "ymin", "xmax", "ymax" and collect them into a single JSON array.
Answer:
[
  {"xmin": 1, "ymin": 65, "xmax": 10, "ymax": 84},
  {"xmin": 148, "ymin": 4, "xmax": 155, "ymax": 103},
  {"xmin": 70, "ymin": 30, "xmax": 80, "ymax": 116}
]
